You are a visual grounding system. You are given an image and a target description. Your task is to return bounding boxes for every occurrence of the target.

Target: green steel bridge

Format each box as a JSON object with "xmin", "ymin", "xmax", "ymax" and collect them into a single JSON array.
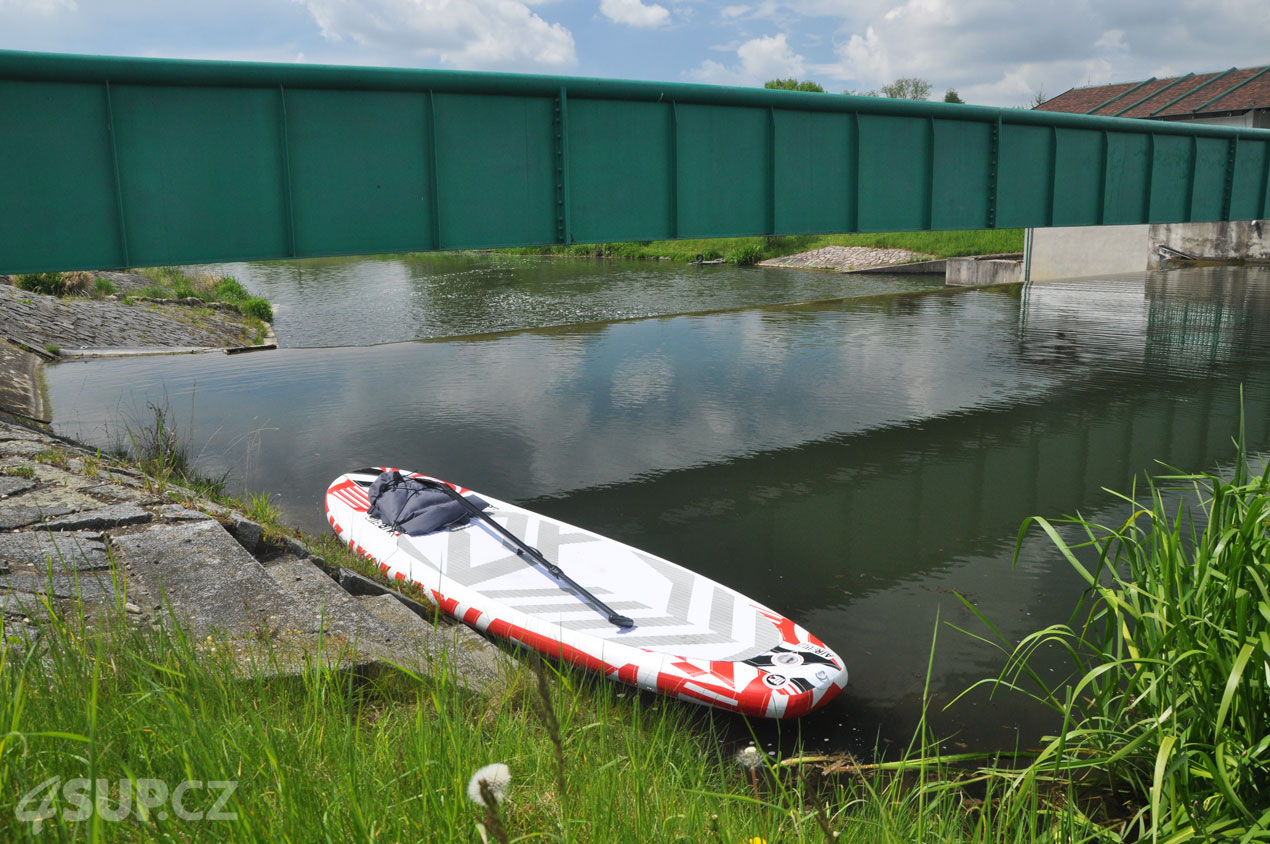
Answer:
[{"xmin": 2, "ymin": 50, "xmax": 1269, "ymax": 275}]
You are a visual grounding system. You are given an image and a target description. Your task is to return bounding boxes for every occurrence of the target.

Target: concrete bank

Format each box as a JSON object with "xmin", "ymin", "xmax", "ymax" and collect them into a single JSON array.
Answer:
[
  {"xmin": 0, "ymin": 418, "xmax": 517, "ymax": 696},
  {"xmin": 0, "ymin": 276, "xmax": 278, "ymax": 422}
]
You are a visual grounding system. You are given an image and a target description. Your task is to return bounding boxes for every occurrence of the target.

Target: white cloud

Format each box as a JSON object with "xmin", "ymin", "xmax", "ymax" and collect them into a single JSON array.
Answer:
[
  {"xmin": 719, "ymin": 4, "xmax": 748, "ymax": 18},
  {"xmin": 690, "ymin": 32, "xmax": 805, "ymax": 85},
  {"xmin": 800, "ymin": 0, "xmax": 1270, "ymax": 106},
  {"xmin": 1093, "ymin": 28, "xmax": 1127, "ymax": 52},
  {"xmin": 0, "ymin": 0, "xmax": 75, "ymax": 13},
  {"xmin": 600, "ymin": 0, "xmax": 670, "ymax": 27},
  {"xmin": 295, "ymin": 0, "xmax": 576, "ymax": 70}
]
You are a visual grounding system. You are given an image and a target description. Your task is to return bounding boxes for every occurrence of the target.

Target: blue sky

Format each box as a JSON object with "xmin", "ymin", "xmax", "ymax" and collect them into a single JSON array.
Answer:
[{"xmin": 1, "ymin": 0, "xmax": 1268, "ymax": 107}]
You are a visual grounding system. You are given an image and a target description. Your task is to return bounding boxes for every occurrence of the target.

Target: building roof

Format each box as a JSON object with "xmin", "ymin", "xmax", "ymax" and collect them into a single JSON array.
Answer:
[{"xmin": 1036, "ymin": 65, "xmax": 1270, "ymax": 119}]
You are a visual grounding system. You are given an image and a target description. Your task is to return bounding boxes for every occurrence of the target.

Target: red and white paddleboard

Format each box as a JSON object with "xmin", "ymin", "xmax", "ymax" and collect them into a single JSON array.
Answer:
[{"xmin": 326, "ymin": 468, "xmax": 848, "ymax": 718}]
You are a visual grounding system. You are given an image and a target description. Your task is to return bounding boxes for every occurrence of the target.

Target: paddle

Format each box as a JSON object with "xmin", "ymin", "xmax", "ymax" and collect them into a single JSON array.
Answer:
[{"xmin": 413, "ymin": 478, "xmax": 636, "ymax": 630}]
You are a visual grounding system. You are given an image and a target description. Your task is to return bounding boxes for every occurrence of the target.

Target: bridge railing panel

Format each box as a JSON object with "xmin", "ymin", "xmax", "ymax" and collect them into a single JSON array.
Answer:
[
  {"xmin": 567, "ymin": 99, "xmax": 674, "ymax": 244},
  {"xmin": 1231, "ymin": 139, "xmax": 1269, "ymax": 220},
  {"xmin": 285, "ymin": 88, "xmax": 434, "ymax": 256},
  {"xmin": 930, "ymin": 119, "xmax": 993, "ymax": 231},
  {"xmin": 0, "ymin": 80, "xmax": 125, "ymax": 271},
  {"xmin": 3, "ymin": 50, "xmax": 1270, "ymax": 274}
]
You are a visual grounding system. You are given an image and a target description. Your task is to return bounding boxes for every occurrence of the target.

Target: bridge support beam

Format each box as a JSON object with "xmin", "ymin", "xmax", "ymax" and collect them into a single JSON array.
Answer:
[{"xmin": 2, "ymin": 50, "xmax": 1269, "ymax": 274}]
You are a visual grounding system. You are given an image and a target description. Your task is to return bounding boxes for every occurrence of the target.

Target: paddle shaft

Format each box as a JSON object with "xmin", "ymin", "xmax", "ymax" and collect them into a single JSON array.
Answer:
[{"xmin": 417, "ymin": 479, "xmax": 636, "ymax": 629}]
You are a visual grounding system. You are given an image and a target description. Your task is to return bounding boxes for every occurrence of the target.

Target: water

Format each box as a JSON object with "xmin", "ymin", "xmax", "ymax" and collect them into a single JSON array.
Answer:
[
  {"xmin": 44, "ymin": 259, "xmax": 1270, "ymax": 755},
  {"xmin": 202, "ymin": 252, "xmax": 944, "ymax": 347}
]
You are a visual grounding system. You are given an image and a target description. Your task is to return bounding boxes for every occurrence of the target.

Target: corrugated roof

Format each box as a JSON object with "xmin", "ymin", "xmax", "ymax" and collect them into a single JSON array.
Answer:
[{"xmin": 1037, "ymin": 65, "xmax": 1270, "ymax": 119}]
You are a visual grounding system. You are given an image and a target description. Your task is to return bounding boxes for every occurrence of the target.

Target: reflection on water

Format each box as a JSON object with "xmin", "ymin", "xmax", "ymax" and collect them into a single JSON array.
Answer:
[
  {"xmin": 204, "ymin": 252, "xmax": 945, "ymax": 347},
  {"xmin": 45, "ymin": 266, "xmax": 1270, "ymax": 753}
]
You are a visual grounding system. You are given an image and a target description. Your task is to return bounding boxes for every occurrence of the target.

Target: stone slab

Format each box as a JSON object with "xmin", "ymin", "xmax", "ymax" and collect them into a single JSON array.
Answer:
[
  {"xmin": 153, "ymin": 503, "xmax": 216, "ymax": 522},
  {"xmin": 0, "ymin": 421, "xmax": 48, "ymax": 442},
  {"xmin": 0, "ymin": 529, "xmax": 109, "ymax": 571},
  {"xmin": 357, "ymin": 592, "xmax": 518, "ymax": 695},
  {"xmin": 0, "ymin": 475, "xmax": 36, "ymax": 498},
  {"xmin": 0, "ymin": 571, "xmax": 114, "ymax": 601},
  {"xmin": 264, "ymin": 557, "xmax": 388, "ymax": 644},
  {"xmin": 0, "ymin": 340, "xmax": 46, "ymax": 422},
  {"xmin": 111, "ymin": 520, "xmax": 309, "ymax": 639},
  {"xmin": 2, "ymin": 592, "xmax": 32, "ymax": 618},
  {"xmin": 267, "ymin": 558, "xmax": 514, "ymax": 695},
  {"xmin": 42, "ymin": 503, "xmax": 152, "ymax": 531},
  {"xmin": 0, "ymin": 502, "xmax": 72, "ymax": 530}
]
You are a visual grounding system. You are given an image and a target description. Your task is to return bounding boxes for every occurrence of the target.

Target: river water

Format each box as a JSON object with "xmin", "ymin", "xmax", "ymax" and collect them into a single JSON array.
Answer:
[{"xmin": 43, "ymin": 255, "xmax": 1270, "ymax": 755}]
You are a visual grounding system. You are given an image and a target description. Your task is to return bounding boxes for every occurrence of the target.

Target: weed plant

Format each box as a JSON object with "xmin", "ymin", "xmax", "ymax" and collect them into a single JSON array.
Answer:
[
  {"xmin": 135, "ymin": 267, "xmax": 273, "ymax": 323},
  {"xmin": 726, "ymin": 243, "xmax": 766, "ymax": 266},
  {"xmin": 14, "ymin": 271, "xmax": 93, "ymax": 296},
  {"xmin": 964, "ymin": 437, "xmax": 1270, "ymax": 840},
  {"xmin": 15, "ymin": 272, "xmax": 68, "ymax": 295}
]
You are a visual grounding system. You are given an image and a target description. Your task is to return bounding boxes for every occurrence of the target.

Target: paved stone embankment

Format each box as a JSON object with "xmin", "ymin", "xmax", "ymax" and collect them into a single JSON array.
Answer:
[
  {"xmin": 0, "ymin": 274, "xmax": 276, "ymax": 422},
  {"xmin": 0, "ymin": 280, "xmax": 259, "ymax": 351},
  {"xmin": 0, "ymin": 419, "xmax": 518, "ymax": 696},
  {"xmin": 758, "ymin": 245, "xmax": 935, "ymax": 272}
]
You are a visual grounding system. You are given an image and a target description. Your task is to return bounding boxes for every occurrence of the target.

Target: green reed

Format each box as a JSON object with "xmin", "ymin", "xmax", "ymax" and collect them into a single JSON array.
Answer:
[{"xmin": 964, "ymin": 437, "xmax": 1270, "ymax": 840}]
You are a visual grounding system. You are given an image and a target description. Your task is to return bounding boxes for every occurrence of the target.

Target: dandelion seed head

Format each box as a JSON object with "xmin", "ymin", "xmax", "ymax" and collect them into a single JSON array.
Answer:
[
  {"xmin": 467, "ymin": 763, "xmax": 511, "ymax": 806},
  {"xmin": 737, "ymin": 744, "xmax": 762, "ymax": 770}
]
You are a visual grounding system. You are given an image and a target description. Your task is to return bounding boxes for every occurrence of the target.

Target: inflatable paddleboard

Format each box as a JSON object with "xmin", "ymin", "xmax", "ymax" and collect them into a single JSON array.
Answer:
[{"xmin": 325, "ymin": 468, "xmax": 848, "ymax": 718}]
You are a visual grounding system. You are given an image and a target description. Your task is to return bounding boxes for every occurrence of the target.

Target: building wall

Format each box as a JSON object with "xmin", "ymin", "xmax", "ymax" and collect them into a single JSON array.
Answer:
[{"xmin": 1160, "ymin": 109, "xmax": 1270, "ymax": 129}]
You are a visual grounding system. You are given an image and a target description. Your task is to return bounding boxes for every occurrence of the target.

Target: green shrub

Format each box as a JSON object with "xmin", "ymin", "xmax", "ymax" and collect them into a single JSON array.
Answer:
[
  {"xmin": 93, "ymin": 277, "xmax": 116, "ymax": 297},
  {"xmin": 239, "ymin": 296, "xmax": 273, "ymax": 323},
  {"xmin": 726, "ymin": 243, "xmax": 765, "ymax": 266},
  {"xmin": 213, "ymin": 276, "xmax": 250, "ymax": 302},
  {"xmin": 15, "ymin": 272, "xmax": 65, "ymax": 295}
]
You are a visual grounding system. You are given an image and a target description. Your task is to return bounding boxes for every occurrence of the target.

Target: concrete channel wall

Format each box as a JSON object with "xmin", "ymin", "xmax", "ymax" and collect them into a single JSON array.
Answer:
[{"xmin": 1026, "ymin": 220, "xmax": 1270, "ymax": 281}]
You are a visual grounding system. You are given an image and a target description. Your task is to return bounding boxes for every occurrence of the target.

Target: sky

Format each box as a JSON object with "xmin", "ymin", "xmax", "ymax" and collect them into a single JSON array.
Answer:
[{"xmin": 1, "ymin": 0, "xmax": 1268, "ymax": 107}]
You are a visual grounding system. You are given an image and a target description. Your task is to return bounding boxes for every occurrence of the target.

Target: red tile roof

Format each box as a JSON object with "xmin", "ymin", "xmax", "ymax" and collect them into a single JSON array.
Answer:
[{"xmin": 1036, "ymin": 65, "xmax": 1270, "ymax": 119}]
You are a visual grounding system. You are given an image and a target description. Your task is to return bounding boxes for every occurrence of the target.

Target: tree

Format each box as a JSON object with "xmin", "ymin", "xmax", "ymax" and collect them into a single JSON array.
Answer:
[
  {"xmin": 764, "ymin": 78, "xmax": 826, "ymax": 93},
  {"xmin": 881, "ymin": 77, "xmax": 932, "ymax": 100},
  {"xmin": 943, "ymin": 88, "xmax": 964, "ymax": 104},
  {"xmin": 843, "ymin": 88, "xmax": 880, "ymax": 97}
]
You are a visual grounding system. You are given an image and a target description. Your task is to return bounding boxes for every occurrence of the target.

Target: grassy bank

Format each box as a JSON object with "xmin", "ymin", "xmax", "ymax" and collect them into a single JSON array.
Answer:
[
  {"xmin": 14, "ymin": 267, "xmax": 273, "ymax": 325},
  {"xmin": 503, "ymin": 229, "xmax": 1023, "ymax": 265},
  {"xmin": 131, "ymin": 267, "xmax": 273, "ymax": 324},
  {"xmin": 6, "ymin": 415, "xmax": 1267, "ymax": 840},
  {"xmin": 1, "ymin": 592, "xmax": 1047, "ymax": 843}
]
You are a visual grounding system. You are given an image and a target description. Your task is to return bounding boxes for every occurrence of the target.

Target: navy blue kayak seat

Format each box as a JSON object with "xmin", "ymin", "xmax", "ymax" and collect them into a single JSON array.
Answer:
[{"xmin": 366, "ymin": 470, "xmax": 489, "ymax": 536}]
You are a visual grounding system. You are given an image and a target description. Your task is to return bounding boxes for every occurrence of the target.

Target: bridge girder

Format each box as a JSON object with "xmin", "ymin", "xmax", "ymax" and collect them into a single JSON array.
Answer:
[{"xmin": 2, "ymin": 50, "xmax": 1269, "ymax": 273}]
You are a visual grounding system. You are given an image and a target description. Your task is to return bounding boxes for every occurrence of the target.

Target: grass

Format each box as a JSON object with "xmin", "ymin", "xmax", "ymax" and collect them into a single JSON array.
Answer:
[
  {"xmin": 0, "ymin": 579, "xmax": 1119, "ymax": 843},
  {"xmin": 502, "ymin": 229, "xmax": 1023, "ymax": 264},
  {"xmin": 14, "ymin": 271, "xmax": 93, "ymax": 296},
  {"xmin": 135, "ymin": 267, "xmax": 273, "ymax": 324},
  {"xmin": 960, "ymin": 426, "xmax": 1270, "ymax": 840}
]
